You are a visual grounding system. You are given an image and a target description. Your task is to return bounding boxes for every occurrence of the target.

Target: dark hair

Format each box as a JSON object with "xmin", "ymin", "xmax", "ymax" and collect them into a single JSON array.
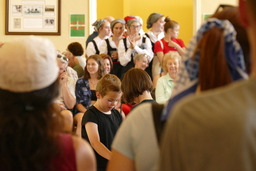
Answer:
[
  {"xmin": 67, "ymin": 42, "xmax": 84, "ymax": 56},
  {"xmin": 0, "ymin": 80, "xmax": 63, "ymax": 171},
  {"xmin": 212, "ymin": 6, "xmax": 251, "ymax": 74},
  {"xmin": 96, "ymin": 74, "xmax": 121, "ymax": 97},
  {"xmin": 247, "ymin": 0, "xmax": 256, "ymax": 18},
  {"xmin": 99, "ymin": 53, "xmax": 113, "ymax": 71},
  {"xmin": 121, "ymin": 68, "xmax": 153, "ymax": 104},
  {"xmin": 164, "ymin": 17, "xmax": 179, "ymax": 33},
  {"xmin": 193, "ymin": 27, "xmax": 232, "ymax": 91},
  {"xmin": 84, "ymin": 55, "xmax": 105, "ymax": 80}
]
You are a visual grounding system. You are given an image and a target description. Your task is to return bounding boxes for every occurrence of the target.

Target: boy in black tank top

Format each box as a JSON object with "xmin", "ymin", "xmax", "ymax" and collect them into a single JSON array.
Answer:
[{"xmin": 81, "ymin": 74, "xmax": 124, "ymax": 171}]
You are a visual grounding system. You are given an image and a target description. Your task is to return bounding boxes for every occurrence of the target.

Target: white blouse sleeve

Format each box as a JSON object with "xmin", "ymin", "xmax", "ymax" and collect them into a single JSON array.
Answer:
[
  {"xmin": 118, "ymin": 39, "xmax": 133, "ymax": 66},
  {"xmin": 86, "ymin": 41, "xmax": 96, "ymax": 57}
]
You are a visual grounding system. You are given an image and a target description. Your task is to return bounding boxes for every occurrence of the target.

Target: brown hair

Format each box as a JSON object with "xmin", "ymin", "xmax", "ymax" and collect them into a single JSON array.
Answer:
[
  {"xmin": 193, "ymin": 27, "xmax": 232, "ymax": 91},
  {"xmin": 212, "ymin": 6, "xmax": 251, "ymax": 74},
  {"xmin": 247, "ymin": 0, "xmax": 256, "ymax": 18},
  {"xmin": 84, "ymin": 55, "xmax": 105, "ymax": 80},
  {"xmin": 121, "ymin": 68, "xmax": 153, "ymax": 104},
  {"xmin": 99, "ymin": 53, "xmax": 113, "ymax": 71},
  {"xmin": 164, "ymin": 17, "xmax": 179, "ymax": 33},
  {"xmin": 0, "ymin": 80, "xmax": 63, "ymax": 171},
  {"xmin": 67, "ymin": 42, "xmax": 84, "ymax": 56},
  {"xmin": 96, "ymin": 74, "xmax": 121, "ymax": 97}
]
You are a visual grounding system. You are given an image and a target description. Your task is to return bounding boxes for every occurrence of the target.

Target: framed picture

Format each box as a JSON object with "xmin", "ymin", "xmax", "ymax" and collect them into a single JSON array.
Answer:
[{"xmin": 5, "ymin": 0, "xmax": 61, "ymax": 35}]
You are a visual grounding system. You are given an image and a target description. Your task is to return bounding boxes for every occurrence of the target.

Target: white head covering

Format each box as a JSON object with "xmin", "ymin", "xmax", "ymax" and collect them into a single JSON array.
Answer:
[
  {"xmin": 0, "ymin": 36, "xmax": 59, "ymax": 92},
  {"xmin": 92, "ymin": 19, "xmax": 108, "ymax": 31}
]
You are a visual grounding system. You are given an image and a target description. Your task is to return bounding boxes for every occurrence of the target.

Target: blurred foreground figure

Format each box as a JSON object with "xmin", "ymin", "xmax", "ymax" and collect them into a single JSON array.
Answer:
[
  {"xmin": 158, "ymin": 1, "xmax": 256, "ymax": 170},
  {"xmin": 0, "ymin": 36, "xmax": 96, "ymax": 171}
]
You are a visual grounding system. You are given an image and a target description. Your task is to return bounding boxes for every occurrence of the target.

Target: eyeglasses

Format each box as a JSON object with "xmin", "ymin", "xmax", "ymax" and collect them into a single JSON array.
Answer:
[
  {"xmin": 57, "ymin": 53, "xmax": 69, "ymax": 63},
  {"xmin": 130, "ymin": 25, "xmax": 141, "ymax": 29}
]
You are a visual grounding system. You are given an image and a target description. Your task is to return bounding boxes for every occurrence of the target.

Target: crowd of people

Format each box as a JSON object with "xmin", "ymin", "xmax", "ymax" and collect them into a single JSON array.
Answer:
[{"xmin": 1, "ymin": 1, "xmax": 256, "ymax": 170}]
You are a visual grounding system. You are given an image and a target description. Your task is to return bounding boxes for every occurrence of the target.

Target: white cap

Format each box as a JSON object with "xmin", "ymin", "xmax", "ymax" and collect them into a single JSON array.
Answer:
[{"xmin": 0, "ymin": 36, "xmax": 59, "ymax": 92}]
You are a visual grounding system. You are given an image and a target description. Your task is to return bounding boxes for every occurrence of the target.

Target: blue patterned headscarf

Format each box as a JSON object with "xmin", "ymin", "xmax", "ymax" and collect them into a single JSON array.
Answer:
[{"xmin": 161, "ymin": 18, "xmax": 248, "ymax": 121}]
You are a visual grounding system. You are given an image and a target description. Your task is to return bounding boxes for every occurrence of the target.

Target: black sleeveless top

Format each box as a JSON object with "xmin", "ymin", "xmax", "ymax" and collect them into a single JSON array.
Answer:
[
  {"xmin": 105, "ymin": 39, "xmax": 118, "ymax": 62},
  {"xmin": 91, "ymin": 90, "xmax": 97, "ymax": 101}
]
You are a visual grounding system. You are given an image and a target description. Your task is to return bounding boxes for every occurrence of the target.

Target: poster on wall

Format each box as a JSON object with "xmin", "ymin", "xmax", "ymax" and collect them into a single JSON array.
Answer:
[
  {"xmin": 202, "ymin": 13, "xmax": 212, "ymax": 21},
  {"xmin": 5, "ymin": 0, "xmax": 61, "ymax": 35},
  {"xmin": 70, "ymin": 14, "xmax": 85, "ymax": 38}
]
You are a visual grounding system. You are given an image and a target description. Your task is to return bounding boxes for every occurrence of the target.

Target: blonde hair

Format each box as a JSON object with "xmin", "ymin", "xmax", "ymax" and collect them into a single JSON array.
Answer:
[
  {"xmin": 133, "ymin": 53, "xmax": 149, "ymax": 63},
  {"xmin": 162, "ymin": 51, "xmax": 181, "ymax": 72}
]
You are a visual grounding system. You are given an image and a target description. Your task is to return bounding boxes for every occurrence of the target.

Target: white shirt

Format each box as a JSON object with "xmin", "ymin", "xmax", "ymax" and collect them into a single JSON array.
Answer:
[
  {"xmin": 86, "ymin": 36, "xmax": 105, "ymax": 57},
  {"xmin": 55, "ymin": 76, "xmax": 76, "ymax": 109},
  {"xmin": 117, "ymin": 36, "xmax": 154, "ymax": 66},
  {"xmin": 112, "ymin": 103, "xmax": 159, "ymax": 171},
  {"xmin": 145, "ymin": 30, "xmax": 164, "ymax": 43},
  {"xmin": 75, "ymin": 56, "xmax": 86, "ymax": 70},
  {"xmin": 99, "ymin": 37, "xmax": 118, "ymax": 55}
]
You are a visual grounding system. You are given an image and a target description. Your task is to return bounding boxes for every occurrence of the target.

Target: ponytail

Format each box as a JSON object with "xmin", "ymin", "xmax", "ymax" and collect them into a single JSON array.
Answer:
[{"xmin": 193, "ymin": 27, "xmax": 232, "ymax": 91}]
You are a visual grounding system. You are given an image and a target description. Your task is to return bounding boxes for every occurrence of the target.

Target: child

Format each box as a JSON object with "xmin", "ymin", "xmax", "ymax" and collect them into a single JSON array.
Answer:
[{"xmin": 81, "ymin": 74, "xmax": 124, "ymax": 171}]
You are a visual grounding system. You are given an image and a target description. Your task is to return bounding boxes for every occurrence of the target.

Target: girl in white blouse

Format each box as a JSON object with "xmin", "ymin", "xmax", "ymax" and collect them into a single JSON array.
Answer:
[
  {"xmin": 86, "ymin": 19, "xmax": 111, "ymax": 57},
  {"xmin": 100, "ymin": 19, "xmax": 125, "ymax": 79}
]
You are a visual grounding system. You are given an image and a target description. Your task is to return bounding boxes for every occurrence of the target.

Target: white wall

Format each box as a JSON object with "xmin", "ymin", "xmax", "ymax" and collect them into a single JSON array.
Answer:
[{"xmin": 194, "ymin": 0, "xmax": 238, "ymax": 32}]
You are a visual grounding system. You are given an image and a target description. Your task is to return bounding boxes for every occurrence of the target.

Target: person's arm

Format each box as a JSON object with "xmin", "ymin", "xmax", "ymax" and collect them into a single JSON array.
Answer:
[
  {"xmin": 60, "ymin": 75, "xmax": 76, "ymax": 109},
  {"xmin": 85, "ymin": 122, "xmax": 112, "ymax": 160},
  {"xmin": 120, "ymin": 111, "xmax": 126, "ymax": 120},
  {"xmin": 86, "ymin": 42, "xmax": 96, "ymax": 57},
  {"xmin": 76, "ymin": 104, "xmax": 87, "ymax": 113},
  {"xmin": 168, "ymin": 40, "xmax": 186, "ymax": 57},
  {"xmin": 154, "ymin": 40, "xmax": 164, "ymax": 65},
  {"xmin": 156, "ymin": 51, "xmax": 164, "ymax": 66},
  {"xmin": 107, "ymin": 150, "xmax": 135, "ymax": 171},
  {"xmin": 133, "ymin": 37, "xmax": 154, "ymax": 61},
  {"xmin": 72, "ymin": 136, "xmax": 96, "ymax": 171},
  {"xmin": 155, "ymin": 77, "xmax": 168, "ymax": 104},
  {"xmin": 153, "ymin": 74, "xmax": 161, "ymax": 89},
  {"xmin": 118, "ymin": 39, "xmax": 132, "ymax": 66}
]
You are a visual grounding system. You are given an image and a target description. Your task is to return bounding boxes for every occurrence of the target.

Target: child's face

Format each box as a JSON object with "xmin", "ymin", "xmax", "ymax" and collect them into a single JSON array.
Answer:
[{"xmin": 97, "ymin": 91, "xmax": 122, "ymax": 113}]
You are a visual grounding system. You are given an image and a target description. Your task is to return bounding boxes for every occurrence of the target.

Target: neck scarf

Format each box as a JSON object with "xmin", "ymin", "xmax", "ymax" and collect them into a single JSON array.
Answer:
[{"xmin": 162, "ymin": 18, "xmax": 248, "ymax": 121}]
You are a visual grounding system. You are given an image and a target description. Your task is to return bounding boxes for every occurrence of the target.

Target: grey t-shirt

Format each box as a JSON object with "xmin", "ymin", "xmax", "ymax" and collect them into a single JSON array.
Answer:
[
  {"xmin": 158, "ymin": 78, "xmax": 256, "ymax": 171},
  {"xmin": 112, "ymin": 103, "xmax": 159, "ymax": 171}
]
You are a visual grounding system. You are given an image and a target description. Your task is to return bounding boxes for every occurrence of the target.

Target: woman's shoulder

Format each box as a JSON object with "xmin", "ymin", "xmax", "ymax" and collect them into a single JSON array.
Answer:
[
  {"xmin": 71, "ymin": 135, "xmax": 96, "ymax": 171},
  {"xmin": 71, "ymin": 135, "xmax": 93, "ymax": 152}
]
